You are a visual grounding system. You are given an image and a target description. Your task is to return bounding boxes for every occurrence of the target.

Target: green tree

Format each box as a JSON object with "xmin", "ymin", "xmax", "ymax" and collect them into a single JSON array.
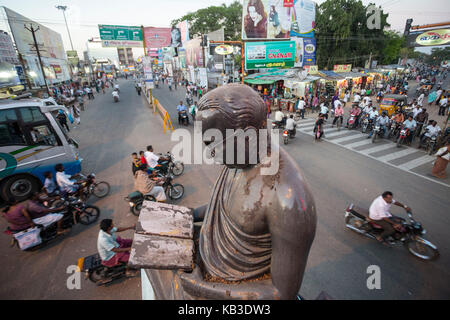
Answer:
[
  {"xmin": 171, "ymin": 1, "xmax": 242, "ymax": 41},
  {"xmin": 381, "ymin": 31, "xmax": 404, "ymax": 64},
  {"xmin": 315, "ymin": 0, "xmax": 390, "ymax": 69}
]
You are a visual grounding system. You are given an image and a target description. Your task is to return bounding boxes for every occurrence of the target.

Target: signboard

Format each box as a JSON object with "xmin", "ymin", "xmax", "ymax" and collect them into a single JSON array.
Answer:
[
  {"xmin": 5, "ymin": 7, "xmax": 66, "ymax": 60},
  {"xmin": 66, "ymin": 50, "xmax": 79, "ymax": 65},
  {"xmin": 199, "ymin": 68, "xmax": 208, "ymax": 88},
  {"xmin": 177, "ymin": 20, "xmax": 190, "ymax": 45},
  {"xmin": 0, "ymin": 31, "xmax": 19, "ymax": 64},
  {"xmin": 304, "ymin": 65, "xmax": 318, "ymax": 74},
  {"xmin": 143, "ymin": 27, "xmax": 172, "ymax": 49},
  {"xmin": 215, "ymin": 45, "xmax": 234, "ymax": 55},
  {"xmin": 242, "ymin": 0, "xmax": 291, "ymax": 39},
  {"xmin": 333, "ymin": 64, "xmax": 352, "ymax": 72},
  {"xmin": 245, "ymin": 41, "xmax": 295, "ymax": 70},
  {"xmin": 290, "ymin": 0, "xmax": 316, "ymax": 38},
  {"xmin": 303, "ymin": 38, "xmax": 316, "ymax": 65},
  {"xmin": 185, "ymin": 38, "xmax": 204, "ymax": 68},
  {"xmin": 406, "ymin": 29, "xmax": 450, "ymax": 47},
  {"xmin": 242, "ymin": 0, "xmax": 315, "ymax": 40},
  {"xmin": 99, "ymin": 25, "xmax": 143, "ymax": 47}
]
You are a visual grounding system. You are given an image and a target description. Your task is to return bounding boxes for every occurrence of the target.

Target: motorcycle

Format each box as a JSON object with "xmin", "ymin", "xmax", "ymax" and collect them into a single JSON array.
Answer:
[
  {"xmin": 77, "ymin": 173, "xmax": 111, "ymax": 202},
  {"xmin": 423, "ymin": 135, "xmax": 438, "ymax": 155},
  {"xmin": 112, "ymin": 92, "xmax": 119, "ymax": 103},
  {"xmin": 77, "ymin": 253, "xmax": 136, "ymax": 285},
  {"xmin": 396, "ymin": 126, "xmax": 411, "ymax": 147},
  {"xmin": 283, "ymin": 125, "xmax": 296, "ymax": 145},
  {"xmin": 271, "ymin": 117, "xmax": 286, "ymax": 130},
  {"xmin": 344, "ymin": 203, "xmax": 439, "ymax": 261},
  {"xmin": 361, "ymin": 115, "xmax": 372, "ymax": 133},
  {"xmin": 179, "ymin": 111, "xmax": 189, "ymax": 126},
  {"xmin": 347, "ymin": 114, "xmax": 358, "ymax": 129},
  {"xmin": 5, "ymin": 198, "xmax": 100, "ymax": 251},
  {"xmin": 388, "ymin": 122, "xmax": 402, "ymax": 141},
  {"xmin": 371, "ymin": 123, "xmax": 382, "ymax": 143},
  {"xmin": 125, "ymin": 174, "xmax": 184, "ymax": 216},
  {"xmin": 153, "ymin": 151, "xmax": 184, "ymax": 176}
]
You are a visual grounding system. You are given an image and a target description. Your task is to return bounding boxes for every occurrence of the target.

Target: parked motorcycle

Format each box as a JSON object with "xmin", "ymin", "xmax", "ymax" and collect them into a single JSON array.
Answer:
[
  {"xmin": 125, "ymin": 174, "xmax": 184, "ymax": 216},
  {"xmin": 5, "ymin": 198, "xmax": 100, "ymax": 251},
  {"xmin": 344, "ymin": 203, "xmax": 439, "ymax": 261}
]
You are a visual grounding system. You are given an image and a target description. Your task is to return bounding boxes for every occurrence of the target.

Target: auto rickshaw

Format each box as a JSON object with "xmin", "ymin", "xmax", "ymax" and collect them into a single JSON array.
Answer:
[{"xmin": 379, "ymin": 94, "xmax": 408, "ymax": 117}]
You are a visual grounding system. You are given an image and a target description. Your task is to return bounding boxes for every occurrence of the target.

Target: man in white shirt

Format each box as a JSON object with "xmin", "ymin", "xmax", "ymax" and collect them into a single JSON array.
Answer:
[
  {"xmin": 369, "ymin": 191, "xmax": 410, "ymax": 243},
  {"xmin": 362, "ymin": 96, "xmax": 371, "ymax": 107},
  {"xmin": 353, "ymin": 92, "xmax": 361, "ymax": 104},
  {"xmin": 417, "ymin": 92, "xmax": 425, "ymax": 107},
  {"xmin": 144, "ymin": 145, "xmax": 169, "ymax": 169},
  {"xmin": 438, "ymin": 96, "xmax": 448, "ymax": 116},
  {"xmin": 297, "ymin": 97, "xmax": 306, "ymax": 119},
  {"xmin": 320, "ymin": 103, "xmax": 329, "ymax": 119},
  {"xmin": 54, "ymin": 163, "xmax": 80, "ymax": 194},
  {"xmin": 333, "ymin": 99, "xmax": 343, "ymax": 110},
  {"xmin": 285, "ymin": 115, "xmax": 296, "ymax": 131},
  {"xmin": 368, "ymin": 106, "xmax": 378, "ymax": 120},
  {"xmin": 412, "ymin": 105, "xmax": 422, "ymax": 119},
  {"xmin": 274, "ymin": 110, "xmax": 285, "ymax": 122}
]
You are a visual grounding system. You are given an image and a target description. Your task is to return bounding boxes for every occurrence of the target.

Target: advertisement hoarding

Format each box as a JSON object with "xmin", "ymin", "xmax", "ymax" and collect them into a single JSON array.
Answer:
[
  {"xmin": 302, "ymin": 38, "xmax": 316, "ymax": 65},
  {"xmin": 184, "ymin": 38, "xmax": 204, "ymax": 68},
  {"xmin": 241, "ymin": 0, "xmax": 315, "ymax": 40},
  {"xmin": 177, "ymin": 20, "xmax": 190, "ymax": 45},
  {"xmin": 333, "ymin": 64, "xmax": 352, "ymax": 72},
  {"xmin": 143, "ymin": 27, "xmax": 172, "ymax": 49},
  {"xmin": 5, "ymin": 7, "xmax": 66, "ymax": 59},
  {"xmin": 406, "ymin": 29, "xmax": 450, "ymax": 48},
  {"xmin": 245, "ymin": 41, "xmax": 295, "ymax": 70},
  {"xmin": 99, "ymin": 25, "xmax": 143, "ymax": 47}
]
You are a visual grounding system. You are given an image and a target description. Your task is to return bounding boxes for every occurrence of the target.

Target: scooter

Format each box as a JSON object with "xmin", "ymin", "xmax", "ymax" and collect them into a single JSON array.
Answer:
[
  {"xmin": 179, "ymin": 110, "xmax": 189, "ymax": 126},
  {"xmin": 396, "ymin": 126, "xmax": 411, "ymax": 147},
  {"xmin": 283, "ymin": 125, "xmax": 296, "ymax": 145},
  {"xmin": 344, "ymin": 203, "xmax": 439, "ymax": 261}
]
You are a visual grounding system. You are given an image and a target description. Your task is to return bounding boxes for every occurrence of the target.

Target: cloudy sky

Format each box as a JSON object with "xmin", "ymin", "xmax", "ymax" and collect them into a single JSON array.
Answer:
[{"xmin": 1, "ymin": 0, "xmax": 449, "ymax": 58}]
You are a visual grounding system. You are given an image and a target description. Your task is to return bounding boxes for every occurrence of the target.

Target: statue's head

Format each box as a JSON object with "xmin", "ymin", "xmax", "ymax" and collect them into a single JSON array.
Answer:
[{"xmin": 196, "ymin": 84, "xmax": 268, "ymax": 169}]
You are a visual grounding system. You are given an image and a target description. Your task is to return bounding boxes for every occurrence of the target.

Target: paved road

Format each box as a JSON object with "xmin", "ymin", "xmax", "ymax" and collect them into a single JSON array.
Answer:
[{"xmin": 1, "ymin": 80, "xmax": 449, "ymax": 299}]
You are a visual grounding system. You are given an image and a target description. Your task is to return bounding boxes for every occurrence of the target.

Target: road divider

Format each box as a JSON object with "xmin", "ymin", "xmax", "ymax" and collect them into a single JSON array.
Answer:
[{"xmin": 143, "ymin": 87, "xmax": 174, "ymax": 133}]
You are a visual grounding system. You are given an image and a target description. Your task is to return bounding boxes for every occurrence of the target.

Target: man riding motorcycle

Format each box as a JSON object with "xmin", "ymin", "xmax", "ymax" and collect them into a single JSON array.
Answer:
[
  {"xmin": 402, "ymin": 115, "xmax": 417, "ymax": 144},
  {"xmin": 177, "ymin": 101, "xmax": 189, "ymax": 125},
  {"xmin": 420, "ymin": 120, "xmax": 441, "ymax": 148},
  {"xmin": 347, "ymin": 104, "xmax": 362, "ymax": 128},
  {"xmin": 369, "ymin": 191, "xmax": 411, "ymax": 245},
  {"xmin": 368, "ymin": 111, "xmax": 389, "ymax": 139},
  {"xmin": 285, "ymin": 114, "xmax": 296, "ymax": 136},
  {"xmin": 112, "ymin": 89, "xmax": 120, "ymax": 102}
]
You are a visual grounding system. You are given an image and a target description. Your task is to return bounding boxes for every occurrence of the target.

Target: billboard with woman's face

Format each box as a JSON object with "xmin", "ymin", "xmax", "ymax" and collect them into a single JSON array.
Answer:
[{"xmin": 242, "ymin": 0, "xmax": 315, "ymax": 39}]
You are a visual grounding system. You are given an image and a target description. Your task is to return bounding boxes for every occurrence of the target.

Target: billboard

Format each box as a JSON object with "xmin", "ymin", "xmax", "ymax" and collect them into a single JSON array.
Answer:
[
  {"xmin": 333, "ymin": 64, "xmax": 352, "ymax": 72},
  {"xmin": 177, "ymin": 20, "xmax": 190, "ymax": 45},
  {"xmin": 290, "ymin": 0, "xmax": 315, "ymax": 38},
  {"xmin": 143, "ymin": 27, "xmax": 172, "ymax": 49},
  {"xmin": 241, "ymin": 0, "xmax": 315, "ymax": 39},
  {"xmin": 98, "ymin": 25, "xmax": 143, "ymax": 47},
  {"xmin": 406, "ymin": 29, "xmax": 450, "ymax": 47},
  {"xmin": 245, "ymin": 41, "xmax": 295, "ymax": 69},
  {"xmin": 5, "ymin": 7, "xmax": 66, "ymax": 60},
  {"xmin": 185, "ymin": 38, "xmax": 204, "ymax": 68}
]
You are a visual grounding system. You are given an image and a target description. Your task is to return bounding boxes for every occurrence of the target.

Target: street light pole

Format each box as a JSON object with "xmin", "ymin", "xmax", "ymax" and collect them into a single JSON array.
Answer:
[{"xmin": 56, "ymin": 5, "xmax": 74, "ymax": 51}]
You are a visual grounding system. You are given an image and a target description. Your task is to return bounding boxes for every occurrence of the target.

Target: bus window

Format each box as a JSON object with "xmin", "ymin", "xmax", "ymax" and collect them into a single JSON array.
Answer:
[
  {"xmin": 29, "ymin": 124, "xmax": 59, "ymax": 146},
  {"xmin": 0, "ymin": 122, "xmax": 26, "ymax": 146},
  {"xmin": 19, "ymin": 107, "xmax": 46, "ymax": 123},
  {"xmin": 0, "ymin": 109, "xmax": 18, "ymax": 122}
]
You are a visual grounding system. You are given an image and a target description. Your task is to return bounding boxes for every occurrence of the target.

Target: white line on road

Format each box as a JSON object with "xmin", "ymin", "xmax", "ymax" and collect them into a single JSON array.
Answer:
[
  {"xmin": 376, "ymin": 148, "xmax": 418, "ymax": 162},
  {"xmin": 345, "ymin": 139, "xmax": 374, "ymax": 149},
  {"xmin": 325, "ymin": 130, "xmax": 353, "ymax": 138},
  {"xmin": 359, "ymin": 143, "xmax": 397, "ymax": 155},
  {"xmin": 399, "ymin": 155, "xmax": 435, "ymax": 170},
  {"xmin": 332, "ymin": 134, "xmax": 365, "ymax": 143}
]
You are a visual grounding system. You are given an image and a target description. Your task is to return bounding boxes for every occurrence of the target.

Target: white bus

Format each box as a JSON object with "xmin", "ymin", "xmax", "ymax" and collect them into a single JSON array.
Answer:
[{"xmin": 0, "ymin": 96, "xmax": 81, "ymax": 202}]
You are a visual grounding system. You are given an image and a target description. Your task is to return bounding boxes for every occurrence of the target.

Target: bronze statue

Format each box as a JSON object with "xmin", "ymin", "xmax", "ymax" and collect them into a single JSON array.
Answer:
[{"xmin": 145, "ymin": 84, "xmax": 317, "ymax": 300}]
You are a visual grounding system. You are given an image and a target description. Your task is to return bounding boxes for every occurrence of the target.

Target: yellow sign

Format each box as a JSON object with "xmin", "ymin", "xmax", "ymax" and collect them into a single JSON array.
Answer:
[
  {"xmin": 334, "ymin": 64, "xmax": 352, "ymax": 72},
  {"xmin": 215, "ymin": 44, "xmax": 234, "ymax": 55},
  {"xmin": 416, "ymin": 29, "xmax": 450, "ymax": 46}
]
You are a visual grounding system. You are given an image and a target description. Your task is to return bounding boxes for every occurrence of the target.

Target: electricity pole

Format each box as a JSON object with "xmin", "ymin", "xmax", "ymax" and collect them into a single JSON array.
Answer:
[
  {"xmin": 56, "ymin": 5, "xmax": 74, "ymax": 51},
  {"xmin": 24, "ymin": 24, "xmax": 50, "ymax": 95}
]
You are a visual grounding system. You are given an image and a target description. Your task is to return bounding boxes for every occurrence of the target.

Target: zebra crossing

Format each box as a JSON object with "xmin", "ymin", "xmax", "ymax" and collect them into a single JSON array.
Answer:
[{"xmin": 295, "ymin": 118, "xmax": 449, "ymax": 187}]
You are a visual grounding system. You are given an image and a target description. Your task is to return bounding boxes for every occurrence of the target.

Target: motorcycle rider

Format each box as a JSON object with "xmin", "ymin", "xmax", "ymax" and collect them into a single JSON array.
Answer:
[
  {"xmin": 347, "ymin": 104, "xmax": 361, "ymax": 128},
  {"xmin": 274, "ymin": 110, "xmax": 286, "ymax": 127},
  {"xmin": 112, "ymin": 89, "xmax": 119, "ymax": 101},
  {"xmin": 55, "ymin": 163, "xmax": 82, "ymax": 196},
  {"xmin": 369, "ymin": 191, "xmax": 411, "ymax": 245},
  {"xmin": 144, "ymin": 145, "xmax": 170, "ymax": 172},
  {"xmin": 414, "ymin": 108, "xmax": 428, "ymax": 137},
  {"xmin": 285, "ymin": 114, "xmax": 296, "ymax": 136},
  {"xmin": 177, "ymin": 101, "xmax": 189, "ymax": 125},
  {"xmin": 114, "ymin": 83, "xmax": 120, "ymax": 93},
  {"xmin": 402, "ymin": 115, "xmax": 417, "ymax": 145},
  {"xmin": 332, "ymin": 103, "xmax": 344, "ymax": 127},
  {"xmin": 320, "ymin": 102, "xmax": 329, "ymax": 120},
  {"xmin": 97, "ymin": 218, "xmax": 137, "ymax": 276},
  {"xmin": 134, "ymin": 165, "xmax": 166, "ymax": 202},
  {"xmin": 420, "ymin": 120, "xmax": 441, "ymax": 147},
  {"xmin": 368, "ymin": 111, "xmax": 389, "ymax": 139}
]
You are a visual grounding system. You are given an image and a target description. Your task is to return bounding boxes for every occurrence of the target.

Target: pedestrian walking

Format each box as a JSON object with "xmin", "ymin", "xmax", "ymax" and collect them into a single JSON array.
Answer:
[
  {"xmin": 77, "ymin": 94, "xmax": 85, "ymax": 111},
  {"xmin": 72, "ymin": 105, "xmax": 81, "ymax": 126},
  {"xmin": 57, "ymin": 110, "xmax": 70, "ymax": 132},
  {"xmin": 438, "ymin": 95, "xmax": 448, "ymax": 116},
  {"xmin": 432, "ymin": 139, "xmax": 450, "ymax": 179}
]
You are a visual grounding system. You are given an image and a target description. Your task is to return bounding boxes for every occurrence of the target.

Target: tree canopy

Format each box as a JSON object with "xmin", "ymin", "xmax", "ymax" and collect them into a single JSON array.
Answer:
[
  {"xmin": 171, "ymin": 1, "xmax": 242, "ymax": 40},
  {"xmin": 315, "ymin": 0, "xmax": 394, "ymax": 69}
]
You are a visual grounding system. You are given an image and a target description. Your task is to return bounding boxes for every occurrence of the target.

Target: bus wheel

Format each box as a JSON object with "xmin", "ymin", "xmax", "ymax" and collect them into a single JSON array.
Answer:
[{"xmin": 1, "ymin": 175, "xmax": 40, "ymax": 202}]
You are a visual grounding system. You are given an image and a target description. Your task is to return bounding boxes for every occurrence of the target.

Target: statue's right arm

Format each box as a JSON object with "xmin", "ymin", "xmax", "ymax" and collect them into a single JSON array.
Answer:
[{"xmin": 193, "ymin": 204, "xmax": 207, "ymax": 223}]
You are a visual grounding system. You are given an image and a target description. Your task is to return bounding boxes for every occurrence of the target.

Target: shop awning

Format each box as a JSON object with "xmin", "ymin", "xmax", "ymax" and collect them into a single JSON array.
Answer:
[
  {"xmin": 244, "ymin": 78, "xmax": 277, "ymax": 84},
  {"xmin": 318, "ymin": 70, "xmax": 345, "ymax": 81},
  {"xmin": 335, "ymin": 71, "xmax": 365, "ymax": 78}
]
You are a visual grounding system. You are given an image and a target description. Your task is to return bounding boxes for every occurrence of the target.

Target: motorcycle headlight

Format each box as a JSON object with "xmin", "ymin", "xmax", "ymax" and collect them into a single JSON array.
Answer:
[{"xmin": 421, "ymin": 229, "xmax": 426, "ymax": 235}]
